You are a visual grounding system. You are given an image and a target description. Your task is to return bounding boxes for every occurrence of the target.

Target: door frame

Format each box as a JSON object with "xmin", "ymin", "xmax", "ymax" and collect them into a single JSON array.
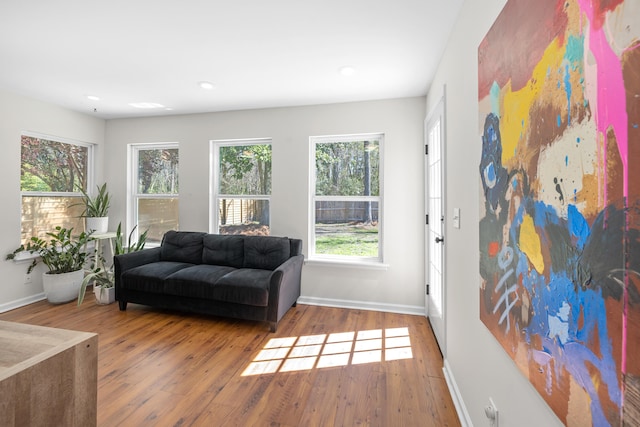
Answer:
[{"xmin": 424, "ymin": 88, "xmax": 447, "ymax": 356}]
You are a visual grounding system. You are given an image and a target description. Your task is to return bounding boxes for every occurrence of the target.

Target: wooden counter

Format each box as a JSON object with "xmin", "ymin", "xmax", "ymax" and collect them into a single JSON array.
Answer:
[{"xmin": 0, "ymin": 320, "xmax": 98, "ymax": 427}]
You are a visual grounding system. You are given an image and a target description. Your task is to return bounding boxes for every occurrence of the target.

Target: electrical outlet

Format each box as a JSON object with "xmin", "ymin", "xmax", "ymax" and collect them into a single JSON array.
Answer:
[
  {"xmin": 484, "ymin": 397, "xmax": 499, "ymax": 427},
  {"xmin": 453, "ymin": 207, "xmax": 461, "ymax": 229},
  {"xmin": 24, "ymin": 273, "xmax": 33, "ymax": 285}
]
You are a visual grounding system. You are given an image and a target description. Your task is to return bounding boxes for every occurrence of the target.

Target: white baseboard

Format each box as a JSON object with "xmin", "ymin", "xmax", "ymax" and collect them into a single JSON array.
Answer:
[
  {"xmin": 0, "ymin": 293, "xmax": 46, "ymax": 314},
  {"xmin": 297, "ymin": 296, "xmax": 425, "ymax": 316},
  {"xmin": 443, "ymin": 358, "xmax": 472, "ymax": 427}
]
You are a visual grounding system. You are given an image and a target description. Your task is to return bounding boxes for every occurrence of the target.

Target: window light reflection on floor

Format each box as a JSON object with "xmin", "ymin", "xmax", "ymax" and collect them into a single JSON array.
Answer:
[{"xmin": 241, "ymin": 327, "xmax": 413, "ymax": 376}]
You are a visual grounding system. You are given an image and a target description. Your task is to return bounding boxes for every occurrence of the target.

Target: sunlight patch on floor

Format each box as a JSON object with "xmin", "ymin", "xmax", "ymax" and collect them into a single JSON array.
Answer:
[{"xmin": 241, "ymin": 327, "xmax": 413, "ymax": 376}]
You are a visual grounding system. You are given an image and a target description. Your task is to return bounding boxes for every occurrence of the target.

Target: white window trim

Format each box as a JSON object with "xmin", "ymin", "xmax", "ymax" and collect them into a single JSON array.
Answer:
[
  {"xmin": 304, "ymin": 258, "xmax": 390, "ymax": 270},
  {"xmin": 309, "ymin": 133, "xmax": 385, "ymax": 265},
  {"xmin": 209, "ymin": 138, "xmax": 272, "ymax": 234},
  {"xmin": 20, "ymin": 131, "xmax": 96, "ymax": 198},
  {"xmin": 18, "ymin": 132, "xmax": 95, "ymax": 250},
  {"xmin": 127, "ymin": 142, "xmax": 179, "ymax": 245}
]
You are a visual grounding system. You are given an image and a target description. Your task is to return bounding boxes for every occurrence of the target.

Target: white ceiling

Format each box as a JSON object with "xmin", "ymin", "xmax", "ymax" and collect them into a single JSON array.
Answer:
[{"xmin": 0, "ymin": 0, "xmax": 463, "ymax": 119}]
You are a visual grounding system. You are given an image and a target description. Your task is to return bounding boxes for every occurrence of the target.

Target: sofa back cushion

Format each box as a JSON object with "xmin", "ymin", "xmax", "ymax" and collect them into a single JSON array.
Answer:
[
  {"xmin": 243, "ymin": 236, "xmax": 291, "ymax": 270},
  {"xmin": 160, "ymin": 231, "xmax": 206, "ymax": 264},
  {"xmin": 203, "ymin": 235, "xmax": 244, "ymax": 268}
]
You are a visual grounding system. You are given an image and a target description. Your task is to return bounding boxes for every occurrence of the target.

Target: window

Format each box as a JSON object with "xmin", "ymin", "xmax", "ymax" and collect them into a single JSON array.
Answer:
[
  {"xmin": 311, "ymin": 134, "xmax": 383, "ymax": 262},
  {"xmin": 20, "ymin": 133, "xmax": 93, "ymax": 244},
  {"xmin": 211, "ymin": 139, "xmax": 271, "ymax": 235},
  {"xmin": 129, "ymin": 143, "xmax": 179, "ymax": 245}
]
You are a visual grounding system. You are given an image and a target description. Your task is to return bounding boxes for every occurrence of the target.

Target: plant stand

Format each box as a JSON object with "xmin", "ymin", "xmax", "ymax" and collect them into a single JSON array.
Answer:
[{"xmin": 89, "ymin": 231, "xmax": 116, "ymax": 265}]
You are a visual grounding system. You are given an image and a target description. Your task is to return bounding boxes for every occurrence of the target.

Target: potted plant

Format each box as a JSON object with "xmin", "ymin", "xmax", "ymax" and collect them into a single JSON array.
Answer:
[
  {"xmin": 76, "ymin": 182, "xmax": 111, "ymax": 233},
  {"xmin": 78, "ymin": 222, "xmax": 148, "ymax": 305},
  {"xmin": 6, "ymin": 227, "xmax": 94, "ymax": 304}
]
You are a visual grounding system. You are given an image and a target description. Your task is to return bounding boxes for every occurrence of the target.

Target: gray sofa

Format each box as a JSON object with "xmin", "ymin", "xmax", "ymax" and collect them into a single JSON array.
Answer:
[{"xmin": 114, "ymin": 231, "xmax": 303, "ymax": 332}]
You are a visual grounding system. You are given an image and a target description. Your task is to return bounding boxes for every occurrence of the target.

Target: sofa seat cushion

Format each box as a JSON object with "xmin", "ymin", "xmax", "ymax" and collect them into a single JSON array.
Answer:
[
  {"xmin": 164, "ymin": 265, "xmax": 237, "ymax": 299},
  {"xmin": 121, "ymin": 261, "xmax": 195, "ymax": 293},
  {"xmin": 213, "ymin": 269, "xmax": 273, "ymax": 306}
]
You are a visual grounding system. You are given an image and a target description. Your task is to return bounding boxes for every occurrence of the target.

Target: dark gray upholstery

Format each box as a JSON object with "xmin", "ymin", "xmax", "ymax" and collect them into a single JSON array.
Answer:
[
  {"xmin": 122, "ymin": 261, "xmax": 195, "ymax": 293},
  {"xmin": 213, "ymin": 268, "xmax": 272, "ymax": 306},
  {"xmin": 160, "ymin": 231, "xmax": 206, "ymax": 264},
  {"xmin": 243, "ymin": 236, "xmax": 290, "ymax": 270},
  {"xmin": 115, "ymin": 231, "xmax": 303, "ymax": 332},
  {"xmin": 202, "ymin": 235, "xmax": 244, "ymax": 268},
  {"xmin": 164, "ymin": 265, "xmax": 236, "ymax": 299}
]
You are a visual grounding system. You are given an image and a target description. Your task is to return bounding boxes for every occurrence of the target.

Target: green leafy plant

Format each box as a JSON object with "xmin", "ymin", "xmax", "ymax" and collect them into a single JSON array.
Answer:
[
  {"xmin": 78, "ymin": 267, "xmax": 114, "ymax": 305},
  {"xmin": 74, "ymin": 182, "xmax": 111, "ymax": 217},
  {"xmin": 6, "ymin": 226, "xmax": 94, "ymax": 274},
  {"xmin": 114, "ymin": 223, "xmax": 148, "ymax": 254},
  {"xmin": 78, "ymin": 223, "xmax": 148, "ymax": 305}
]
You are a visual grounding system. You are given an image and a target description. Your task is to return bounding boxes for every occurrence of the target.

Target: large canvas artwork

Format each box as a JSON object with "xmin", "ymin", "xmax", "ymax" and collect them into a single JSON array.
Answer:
[{"xmin": 478, "ymin": 0, "xmax": 640, "ymax": 425}]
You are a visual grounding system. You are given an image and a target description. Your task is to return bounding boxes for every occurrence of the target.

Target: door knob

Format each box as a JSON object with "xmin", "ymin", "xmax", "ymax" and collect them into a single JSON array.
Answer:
[{"xmin": 435, "ymin": 236, "xmax": 444, "ymax": 243}]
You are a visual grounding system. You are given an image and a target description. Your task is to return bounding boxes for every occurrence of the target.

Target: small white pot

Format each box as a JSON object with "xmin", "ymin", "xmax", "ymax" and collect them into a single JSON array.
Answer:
[
  {"xmin": 94, "ymin": 285, "xmax": 115, "ymax": 305},
  {"xmin": 86, "ymin": 217, "xmax": 109, "ymax": 234},
  {"xmin": 43, "ymin": 270, "xmax": 84, "ymax": 304}
]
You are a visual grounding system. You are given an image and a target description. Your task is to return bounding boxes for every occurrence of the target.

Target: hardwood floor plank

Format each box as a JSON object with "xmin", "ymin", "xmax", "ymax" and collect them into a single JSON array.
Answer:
[
  {"xmin": 0, "ymin": 297, "xmax": 460, "ymax": 427},
  {"xmin": 429, "ymin": 376, "xmax": 464, "ymax": 426},
  {"xmin": 298, "ymin": 368, "xmax": 342, "ymax": 426}
]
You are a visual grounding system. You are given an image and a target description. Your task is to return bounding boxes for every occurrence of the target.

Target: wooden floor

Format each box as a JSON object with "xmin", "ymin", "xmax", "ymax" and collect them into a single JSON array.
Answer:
[{"xmin": 0, "ymin": 298, "xmax": 460, "ymax": 427}]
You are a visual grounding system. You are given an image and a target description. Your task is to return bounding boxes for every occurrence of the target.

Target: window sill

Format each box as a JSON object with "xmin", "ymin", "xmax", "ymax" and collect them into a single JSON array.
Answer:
[
  {"xmin": 304, "ymin": 258, "xmax": 389, "ymax": 270},
  {"xmin": 10, "ymin": 240, "xmax": 99, "ymax": 262},
  {"xmin": 11, "ymin": 251, "xmax": 39, "ymax": 262}
]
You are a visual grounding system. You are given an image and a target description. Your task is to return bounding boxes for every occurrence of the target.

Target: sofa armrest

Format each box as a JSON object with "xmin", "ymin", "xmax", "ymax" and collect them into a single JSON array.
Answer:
[
  {"xmin": 267, "ymin": 254, "xmax": 304, "ymax": 329},
  {"xmin": 114, "ymin": 247, "xmax": 162, "ymax": 288}
]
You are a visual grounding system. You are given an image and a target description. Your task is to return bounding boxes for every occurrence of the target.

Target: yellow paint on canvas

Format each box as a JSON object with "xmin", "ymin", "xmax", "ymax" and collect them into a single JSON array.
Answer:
[
  {"xmin": 519, "ymin": 214, "xmax": 545, "ymax": 274},
  {"xmin": 500, "ymin": 38, "xmax": 566, "ymax": 164},
  {"xmin": 566, "ymin": 374, "xmax": 593, "ymax": 426}
]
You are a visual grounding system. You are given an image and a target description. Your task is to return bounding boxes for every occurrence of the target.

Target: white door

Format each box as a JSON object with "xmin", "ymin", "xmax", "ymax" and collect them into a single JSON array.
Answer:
[{"xmin": 425, "ymin": 93, "xmax": 446, "ymax": 355}]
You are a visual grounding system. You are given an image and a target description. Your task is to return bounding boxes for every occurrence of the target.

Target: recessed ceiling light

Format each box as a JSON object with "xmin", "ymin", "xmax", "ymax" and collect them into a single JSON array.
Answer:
[
  {"xmin": 198, "ymin": 81, "xmax": 215, "ymax": 90},
  {"xmin": 128, "ymin": 102, "xmax": 165, "ymax": 109},
  {"xmin": 339, "ymin": 66, "xmax": 356, "ymax": 76},
  {"xmin": 86, "ymin": 95, "xmax": 100, "ymax": 101}
]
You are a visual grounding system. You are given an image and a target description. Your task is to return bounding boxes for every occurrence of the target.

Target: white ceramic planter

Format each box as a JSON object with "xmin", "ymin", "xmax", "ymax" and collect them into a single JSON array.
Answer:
[
  {"xmin": 43, "ymin": 270, "xmax": 84, "ymax": 304},
  {"xmin": 86, "ymin": 217, "xmax": 109, "ymax": 234},
  {"xmin": 94, "ymin": 285, "xmax": 115, "ymax": 305}
]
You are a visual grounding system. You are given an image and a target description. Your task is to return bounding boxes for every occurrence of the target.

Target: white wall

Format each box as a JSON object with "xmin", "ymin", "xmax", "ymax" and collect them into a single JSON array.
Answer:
[
  {"xmin": 104, "ymin": 97, "xmax": 427, "ymax": 311},
  {"xmin": 426, "ymin": 0, "xmax": 563, "ymax": 426},
  {"xmin": 0, "ymin": 89, "xmax": 106, "ymax": 310}
]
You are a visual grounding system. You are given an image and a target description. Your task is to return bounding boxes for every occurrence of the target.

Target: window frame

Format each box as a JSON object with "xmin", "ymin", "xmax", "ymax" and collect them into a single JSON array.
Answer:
[
  {"xmin": 128, "ymin": 142, "xmax": 180, "ymax": 246},
  {"xmin": 20, "ymin": 132, "xmax": 95, "ymax": 243},
  {"xmin": 209, "ymin": 138, "xmax": 272, "ymax": 234},
  {"xmin": 309, "ymin": 133, "xmax": 385, "ymax": 265}
]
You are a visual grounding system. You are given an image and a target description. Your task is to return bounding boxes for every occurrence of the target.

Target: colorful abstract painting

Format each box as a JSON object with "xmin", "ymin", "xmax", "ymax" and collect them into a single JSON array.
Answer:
[{"xmin": 478, "ymin": 0, "xmax": 640, "ymax": 425}]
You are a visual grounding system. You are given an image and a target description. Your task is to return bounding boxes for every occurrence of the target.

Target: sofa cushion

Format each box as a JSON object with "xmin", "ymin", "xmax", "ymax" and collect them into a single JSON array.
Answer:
[
  {"xmin": 164, "ymin": 265, "xmax": 236, "ymax": 299},
  {"xmin": 213, "ymin": 269, "xmax": 273, "ymax": 306},
  {"xmin": 161, "ymin": 231, "xmax": 206, "ymax": 264},
  {"xmin": 203, "ymin": 235, "xmax": 244, "ymax": 268},
  {"xmin": 121, "ymin": 261, "xmax": 194, "ymax": 293},
  {"xmin": 243, "ymin": 236, "xmax": 290, "ymax": 270}
]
